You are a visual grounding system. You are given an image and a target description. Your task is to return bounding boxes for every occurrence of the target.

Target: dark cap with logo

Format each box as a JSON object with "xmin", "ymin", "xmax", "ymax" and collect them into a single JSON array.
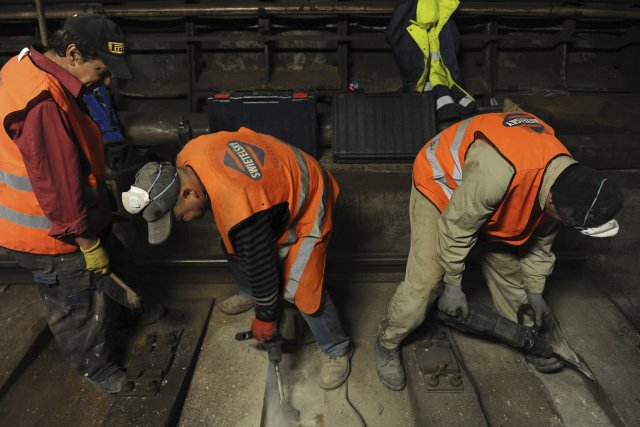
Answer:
[
  {"xmin": 551, "ymin": 164, "xmax": 623, "ymax": 230},
  {"xmin": 122, "ymin": 162, "xmax": 180, "ymax": 245},
  {"xmin": 63, "ymin": 13, "xmax": 133, "ymax": 79}
]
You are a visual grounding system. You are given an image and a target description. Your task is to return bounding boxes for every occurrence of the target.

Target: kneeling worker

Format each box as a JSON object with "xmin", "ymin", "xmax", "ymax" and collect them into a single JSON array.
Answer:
[
  {"xmin": 122, "ymin": 127, "xmax": 352, "ymax": 389},
  {"xmin": 375, "ymin": 112, "xmax": 624, "ymax": 391}
]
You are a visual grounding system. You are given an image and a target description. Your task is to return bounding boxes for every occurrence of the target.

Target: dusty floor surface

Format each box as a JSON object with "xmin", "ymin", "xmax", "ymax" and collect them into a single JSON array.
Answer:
[
  {"xmin": 178, "ymin": 281, "xmax": 415, "ymax": 427},
  {"xmin": 0, "ymin": 267, "xmax": 639, "ymax": 427},
  {"xmin": 0, "ymin": 284, "xmax": 115, "ymax": 426},
  {"xmin": 0, "ymin": 284, "xmax": 45, "ymax": 390}
]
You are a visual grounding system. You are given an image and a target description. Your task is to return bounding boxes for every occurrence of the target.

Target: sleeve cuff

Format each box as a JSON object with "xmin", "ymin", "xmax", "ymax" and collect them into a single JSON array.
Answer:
[
  {"xmin": 48, "ymin": 216, "xmax": 88, "ymax": 239},
  {"xmin": 255, "ymin": 303, "xmax": 281, "ymax": 322},
  {"xmin": 443, "ymin": 272, "xmax": 463, "ymax": 286}
]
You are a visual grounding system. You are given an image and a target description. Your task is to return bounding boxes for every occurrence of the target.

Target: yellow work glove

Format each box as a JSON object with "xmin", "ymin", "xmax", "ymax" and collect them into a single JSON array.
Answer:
[{"xmin": 80, "ymin": 239, "xmax": 110, "ymax": 275}]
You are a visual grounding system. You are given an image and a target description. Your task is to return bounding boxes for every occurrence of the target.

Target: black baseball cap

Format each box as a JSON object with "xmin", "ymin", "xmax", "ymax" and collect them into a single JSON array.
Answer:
[
  {"xmin": 63, "ymin": 13, "xmax": 133, "ymax": 79},
  {"xmin": 551, "ymin": 164, "xmax": 623, "ymax": 231}
]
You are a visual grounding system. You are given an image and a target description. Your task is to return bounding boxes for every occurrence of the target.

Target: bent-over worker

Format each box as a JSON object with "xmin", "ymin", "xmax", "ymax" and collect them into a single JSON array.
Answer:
[
  {"xmin": 123, "ymin": 127, "xmax": 353, "ymax": 390},
  {"xmin": 374, "ymin": 112, "xmax": 623, "ymax": 391}
]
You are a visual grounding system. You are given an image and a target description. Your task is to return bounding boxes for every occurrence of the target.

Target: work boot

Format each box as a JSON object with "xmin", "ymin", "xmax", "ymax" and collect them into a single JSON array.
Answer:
[
  {"xmin": 374, "ymin": 338, "xmax": 405, "ymax": 391},
  {"xmin": 524, "ymin": 353, "xmax": 565, "ymax": 373},
  {"xmin": 123, "ymin": 304, "xmax": 167, "ymax": 328},
  {"xmin": 319, "ymin": 347, "xmax": 353, "ymax": 390},
  {"xmin": 89, "ymin": 369, "xmax": 127, "ymax": 394},
  {"xmin": 220, "ymin": 294, "xmax": 254, "ymax": 315}
]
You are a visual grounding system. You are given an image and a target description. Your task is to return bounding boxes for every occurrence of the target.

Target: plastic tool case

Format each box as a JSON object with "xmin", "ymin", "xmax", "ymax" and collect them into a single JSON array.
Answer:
[
  {"xmin": 207, "ymin": 91, "xmax": 318, "ymax": 158},
  {"xmin": 332, "ymin": 92, "xmax": 436, "ymax": 162}
]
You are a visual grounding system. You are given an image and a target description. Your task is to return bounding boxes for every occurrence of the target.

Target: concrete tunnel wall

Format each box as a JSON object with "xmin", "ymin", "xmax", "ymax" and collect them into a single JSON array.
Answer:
[{"xmin": 0, "ymin": 3, "xmax": 638, "ymax": 279}]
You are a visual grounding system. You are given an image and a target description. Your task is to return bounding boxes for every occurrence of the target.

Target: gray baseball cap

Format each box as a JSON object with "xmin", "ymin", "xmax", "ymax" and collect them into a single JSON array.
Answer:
[{"xmin": 122, "ymin": 162, "xmax": 180, "ymax": 245}]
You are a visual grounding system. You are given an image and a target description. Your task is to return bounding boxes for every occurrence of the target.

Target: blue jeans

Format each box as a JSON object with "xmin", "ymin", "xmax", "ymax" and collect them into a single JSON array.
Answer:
[{"xmin": 228, "ymin": 256, "xmax": 350, "ymax": 357}]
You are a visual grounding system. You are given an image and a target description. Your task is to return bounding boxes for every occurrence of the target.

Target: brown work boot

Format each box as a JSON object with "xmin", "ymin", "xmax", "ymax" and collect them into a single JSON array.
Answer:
[
  {"xmin": 219, "ymin": 294, "xmax": 254, "ymax": 315},
  {"xmin": 319, "ymin": 347, "xmax": 353, "ymax": 390}
]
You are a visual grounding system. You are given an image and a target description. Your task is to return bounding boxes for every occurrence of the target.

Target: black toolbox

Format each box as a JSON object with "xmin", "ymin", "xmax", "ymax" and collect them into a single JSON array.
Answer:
[
  {"xmin": 332, "ymin": 92, "xmax": 436, "ymax": 162},
  {"xmin": 207, "ymin": 91, "xmax": 318, "ymax": 158}
]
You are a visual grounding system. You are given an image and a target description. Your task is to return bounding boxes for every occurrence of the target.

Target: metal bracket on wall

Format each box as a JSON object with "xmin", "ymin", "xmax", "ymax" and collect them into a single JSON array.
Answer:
[
  {"xmin": 120, "ymin": 329, "xmax": 184, "ymax": 396},
  {"xmin": 413, "ymin": 326, "xmax": 464, "ymax": 392}
]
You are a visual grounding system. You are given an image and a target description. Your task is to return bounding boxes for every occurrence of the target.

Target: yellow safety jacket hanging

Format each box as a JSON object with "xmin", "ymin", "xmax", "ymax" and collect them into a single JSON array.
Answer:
[{"xmin": 407, "ymin": 0, "xmax": 475, "ymax": 120}]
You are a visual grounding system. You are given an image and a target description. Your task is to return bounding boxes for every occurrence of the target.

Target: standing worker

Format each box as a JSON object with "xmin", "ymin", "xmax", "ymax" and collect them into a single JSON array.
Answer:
[
  {"xmin": 122, "ymin": 128, "xmax": 353, "ymax": 390},
  {"xmin": 0, "ymin": 14, "xmax": 134, "ymax": 393},
  {"xmin": 374, "ymin": 112, "xmax": 624, "ymax": 391}
]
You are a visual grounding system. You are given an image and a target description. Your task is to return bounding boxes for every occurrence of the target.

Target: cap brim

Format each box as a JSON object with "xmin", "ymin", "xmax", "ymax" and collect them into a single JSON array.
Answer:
[
  {"xmin": 98, "ymin": 52, "xmax": 133, "ymax": 80},
  {"xmin": 147, "ymin": 211, "xmax": 173, "ymax": 245}
]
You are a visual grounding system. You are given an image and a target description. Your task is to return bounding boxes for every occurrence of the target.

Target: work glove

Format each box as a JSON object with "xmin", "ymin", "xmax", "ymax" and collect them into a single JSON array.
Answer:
[
  {"xmin": 80, "ymin": 239, "xmax": 110, "ymax": 275},
  {"xmin": 438, "ymin": 283, "xmax": 469, "ymax": 318},
  {"xmin": 252, "ymin": 318, "xmax": 277, "ymax": 342},
  {"xmin": 526, "ymin": 292, "xmax": 552, "ymax": 328}
]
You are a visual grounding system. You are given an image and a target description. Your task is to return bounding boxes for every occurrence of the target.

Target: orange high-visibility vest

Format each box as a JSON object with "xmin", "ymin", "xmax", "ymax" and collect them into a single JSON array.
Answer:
[
  {"xmin": 0, "ymin": 49, "xmax": 109, "ymax": 254},
  {"xmin": 177, "ymin": 128, "xmax": 339, "ymax": 314},
  {"xmin": 414, "ymin": 112, "xmax": 571, "ymax": 245}
]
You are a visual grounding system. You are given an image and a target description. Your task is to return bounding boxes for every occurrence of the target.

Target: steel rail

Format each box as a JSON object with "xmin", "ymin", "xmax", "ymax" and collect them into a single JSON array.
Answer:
[
  {"xmin": 0, "ymin": 2, "xmax": 639, "ymax": 21},
  {"xmin": 0, "ymin": 256, "xmax": 409, "ymax": 269}
]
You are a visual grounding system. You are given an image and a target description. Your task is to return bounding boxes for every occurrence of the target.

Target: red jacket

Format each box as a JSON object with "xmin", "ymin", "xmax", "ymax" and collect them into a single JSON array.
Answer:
[{"xmin": 0, "ymin": 49, "xmax": 109, "ymax": 254}]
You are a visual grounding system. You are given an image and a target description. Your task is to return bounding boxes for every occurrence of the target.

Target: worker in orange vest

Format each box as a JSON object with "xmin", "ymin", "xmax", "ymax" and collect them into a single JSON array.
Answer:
[
  {"xmin": 123, "ymin": 128, "xmax": 353, "ymax": 390},
  {"xmin": 0, "ymin": 15, "xmax": 135, "ymax": 393},
  {"xmin": 374, "ymin": 112, "xmax": 624, "ymax": 391}
]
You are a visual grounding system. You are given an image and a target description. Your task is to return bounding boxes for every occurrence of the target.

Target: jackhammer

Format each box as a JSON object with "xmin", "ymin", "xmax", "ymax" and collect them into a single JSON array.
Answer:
[
  {"xmin": 235, "ymin": 331, "xmax": 300, "ymax": 427},
  {"xmin": 435, "ymin": 302, "xmax": 595, "ymax": 380},
  {"xmin": 435, "ymin": 302, "xmax": 553, "ymax": 357}
]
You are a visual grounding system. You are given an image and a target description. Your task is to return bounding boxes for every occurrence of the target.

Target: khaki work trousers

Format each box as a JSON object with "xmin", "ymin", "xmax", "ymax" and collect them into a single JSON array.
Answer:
[{"xmin": 378, "ymin": 186, "xmax": 529, "ymax": 349}]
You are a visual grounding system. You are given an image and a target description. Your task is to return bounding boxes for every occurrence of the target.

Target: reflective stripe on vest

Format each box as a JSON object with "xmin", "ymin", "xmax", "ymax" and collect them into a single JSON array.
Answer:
[
  {"xmin": 426, "ymin": 134, "xmax": 453, "ymax": 199},
  {"xmin": 292, "ymin": 146, "xmax": 309, "ymax": 223},
  {"xmin": 0, "ymin": 204, "xmax": 51, "ymax": 229},
  {"xmin": 0, "ymin": 170, "xmax": 32, "ymax": 191},
  {"xmin": 283, "ymin": 168, "xmax": 329, "ymax": 303},
  {"xmin": 450, "ymin": 117, "xmax": 472, "ymax": 183},
  {"xmin": 425, "ymin": 117, "xmax": 472, "ymax": 200},
  {"xmin": 280, "ymin": 145, "xmax": 311, "ymax": 253}
]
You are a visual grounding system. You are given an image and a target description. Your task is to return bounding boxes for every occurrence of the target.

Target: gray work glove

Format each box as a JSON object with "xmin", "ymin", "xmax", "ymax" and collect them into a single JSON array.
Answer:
[
  {"xmin": 526, "ymin": 292, "xmax": 552, "ymax": 328},
  {"xmin": 438, "ymin": 283, "xmax": 469, "ymax": 318}
]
